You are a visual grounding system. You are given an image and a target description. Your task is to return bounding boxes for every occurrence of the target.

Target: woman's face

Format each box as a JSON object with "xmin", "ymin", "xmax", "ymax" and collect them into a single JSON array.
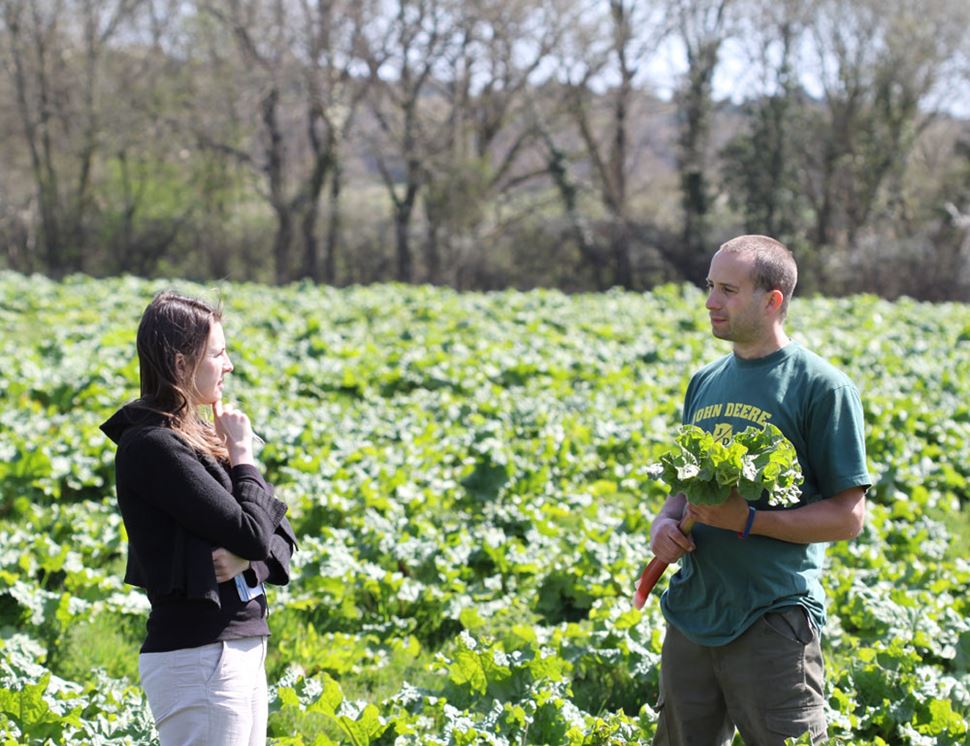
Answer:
[{"xmin": 191, "ymin": 321, "xmax": 233, "ymax": 406}]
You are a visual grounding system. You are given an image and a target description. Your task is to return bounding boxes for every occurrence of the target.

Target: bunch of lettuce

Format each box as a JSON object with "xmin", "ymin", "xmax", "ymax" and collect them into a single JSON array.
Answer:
[{"xmin": 648, "ymin": 424, "xmax": 803, "ymax": 507}]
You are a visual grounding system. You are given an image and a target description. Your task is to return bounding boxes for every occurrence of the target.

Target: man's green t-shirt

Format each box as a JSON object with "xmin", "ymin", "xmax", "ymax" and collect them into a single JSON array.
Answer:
[{"xmin": 660, "ymin": 341, "xmax": 871, "ymax": 646}]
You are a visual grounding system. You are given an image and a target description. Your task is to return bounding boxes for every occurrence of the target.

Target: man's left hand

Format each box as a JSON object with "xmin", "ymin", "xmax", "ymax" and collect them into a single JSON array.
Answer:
[{"xmin": 686, "ymin": 489, "xmax": 749, "ymax": 533}]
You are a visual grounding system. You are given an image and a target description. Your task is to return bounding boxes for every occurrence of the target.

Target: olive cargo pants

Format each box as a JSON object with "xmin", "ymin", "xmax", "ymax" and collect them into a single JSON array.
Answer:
[{"xmin": 653, "ymin": 606, "xmax": 827, "ymax": 746}]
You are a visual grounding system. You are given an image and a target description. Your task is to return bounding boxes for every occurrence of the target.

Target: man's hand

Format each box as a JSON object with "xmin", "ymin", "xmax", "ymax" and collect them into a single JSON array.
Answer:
[
  {"xmin": 686, "ymin": 489, "xmax": 749, "ymax": 533},
  {"xmin": 650, "ymin": 515, "xmax": 696, "ymax": 564},
  {"xmin": 212, "ymin": 547, "xmax": 251, "ymax": 583}
]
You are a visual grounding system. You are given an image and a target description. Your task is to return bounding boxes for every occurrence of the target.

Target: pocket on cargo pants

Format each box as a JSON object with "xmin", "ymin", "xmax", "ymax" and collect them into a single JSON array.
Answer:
[{"xmin": 722, "ymin": 606, "xmax": 827, "ymax": 745}]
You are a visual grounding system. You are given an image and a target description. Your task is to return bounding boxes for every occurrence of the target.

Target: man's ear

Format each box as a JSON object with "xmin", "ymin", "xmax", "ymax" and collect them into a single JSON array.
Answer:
[{"xmin": 766, "ymin": 289, "xmax": 784, "ymax": 313}]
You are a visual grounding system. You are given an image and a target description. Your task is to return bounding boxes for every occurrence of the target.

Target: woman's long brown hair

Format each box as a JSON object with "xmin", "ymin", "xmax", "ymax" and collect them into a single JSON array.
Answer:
[{"xmin": 136, "ymin": 290, "xmax": 229, "ymax": 461}]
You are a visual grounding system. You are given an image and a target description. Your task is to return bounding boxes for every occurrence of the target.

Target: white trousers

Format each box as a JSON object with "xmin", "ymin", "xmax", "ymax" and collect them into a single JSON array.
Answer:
[{"xmin": 139, "ymin": 637, "xmax": 268, "ymax": 746}]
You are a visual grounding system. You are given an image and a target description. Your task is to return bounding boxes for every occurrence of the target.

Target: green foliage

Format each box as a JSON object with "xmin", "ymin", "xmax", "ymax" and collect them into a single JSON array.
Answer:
[
  {"xmin": 1, "ymin": 274, "xmax": 969, "ymax": 744},
  {"xmin": 0, "ymin": 672, "xmax": 83, "ymax": 743},
  {"xmin": 720, "ymin": 90, "xmax": 807, "ymax": 244},
  {"xmin": 650, "ymin": 424, "xmax": 803, "ymax": 506}
]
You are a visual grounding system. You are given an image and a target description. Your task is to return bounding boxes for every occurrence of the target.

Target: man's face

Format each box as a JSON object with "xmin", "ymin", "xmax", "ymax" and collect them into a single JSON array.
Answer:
[{"xmin": 704, "ymin": 250, "xmax": 770, "ymax": 345}]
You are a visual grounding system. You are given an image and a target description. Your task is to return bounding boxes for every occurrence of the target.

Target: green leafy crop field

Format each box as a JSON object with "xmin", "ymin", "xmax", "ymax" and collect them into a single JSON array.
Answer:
[{"xmin": 1, "ymin": 273, "xmax": 968, "ymax": 745}]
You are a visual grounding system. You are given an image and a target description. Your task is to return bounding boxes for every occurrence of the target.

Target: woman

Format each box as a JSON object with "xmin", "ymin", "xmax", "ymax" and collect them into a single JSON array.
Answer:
[{"xmin": 101, "ymin": 290, "xmax": 296, "ymax": 745}]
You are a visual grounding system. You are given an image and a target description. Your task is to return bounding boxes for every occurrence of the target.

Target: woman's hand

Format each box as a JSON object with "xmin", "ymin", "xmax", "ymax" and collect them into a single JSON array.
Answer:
[
  {"xmin": 212, "ymin": 401, "xmax": 254, "ymax": 466},
  {"xmin": 212, "ymin": 547, "xmax": 251, "ymax": 583}
]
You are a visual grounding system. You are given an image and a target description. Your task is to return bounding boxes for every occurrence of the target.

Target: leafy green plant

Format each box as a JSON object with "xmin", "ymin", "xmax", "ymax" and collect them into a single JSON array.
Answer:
[
  {"xmin": 648, "ymin": 424, "xmax": 803, "ymax": 507},
  {"xmin": 1, "ymin": 273, "xmax": 969, "ymax": 744}
]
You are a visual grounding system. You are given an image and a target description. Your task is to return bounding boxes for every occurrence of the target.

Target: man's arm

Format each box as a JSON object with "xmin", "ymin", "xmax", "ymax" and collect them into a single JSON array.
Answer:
[
  {"xmin": 649, "ymin": 493, "xmax": 696, "ymax": 563},
  {"xmin": 686, "ymin": 486, "xmax": 867, "ymax": 543}
]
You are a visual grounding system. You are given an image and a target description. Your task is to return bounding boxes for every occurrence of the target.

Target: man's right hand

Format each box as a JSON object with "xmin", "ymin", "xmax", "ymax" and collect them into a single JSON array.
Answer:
[{"xmin": 650, "ymin": 515, "xmax": 695, "ymax": 564}]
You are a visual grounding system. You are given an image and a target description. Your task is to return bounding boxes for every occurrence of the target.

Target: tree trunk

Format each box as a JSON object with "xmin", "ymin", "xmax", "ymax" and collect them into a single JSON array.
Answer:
[
  {"xmin": 679, "ymin": 42, "xmax": 718, "ymax": 266},
  {"xmin": 424, "ymin": 219, "xmax": 441, "ymax": 285},
  {"xmin": 272, "ymin": 205, "xmax": 293, "ymax": 285},
  {"xmin": 814, "ymin": 148, "xmax": 836, "ymax": 247},
  {"xmin": 300, "ymin": 202, "xmax": 320, "ymax": 282},
  {"xmin": 610, "ymin": 220, "xmax": 632, "ymax": 289},
  {"xmin": 323, "ymin": 158, "xmax": 342, "ymax": 285},
  {"xmin": 8, "ymin": 10, "xmax": 64, "ymax": 276},
  {"xmin": 540, "ymin": 126, "xmax": 606, "ymax": 290},
  {"xmin": 395, "ymin": 204, "xmax": 413, "ymax": 282},
  {"xmin": 260, "ymin": 87, "xmax": 291, "ymax": 284}
]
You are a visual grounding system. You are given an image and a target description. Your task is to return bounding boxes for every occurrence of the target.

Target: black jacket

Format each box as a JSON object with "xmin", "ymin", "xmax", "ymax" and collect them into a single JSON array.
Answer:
[{"xmin": 101, "ymin": 403, "xmax": 296, "ymax": 609}]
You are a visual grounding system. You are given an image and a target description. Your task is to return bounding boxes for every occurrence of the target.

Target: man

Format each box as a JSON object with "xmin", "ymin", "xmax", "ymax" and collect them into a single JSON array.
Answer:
[{"xmin": 650, "ymin": 235, "xmax": 870, "ymax": 745}]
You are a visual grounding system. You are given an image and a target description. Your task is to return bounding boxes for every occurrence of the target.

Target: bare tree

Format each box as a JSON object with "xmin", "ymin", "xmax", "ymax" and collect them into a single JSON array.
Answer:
[
  {"xmin": 541, "ymin": 0, "xmax": 668, "ymax": 289},
  {"xmin": 720, "ymin": 0, "xmax": 810, "ymax": 242},
  {"xmin": 531, "ymin": 106, "xmax": 604, "ymax": 288},
  {"xmin": 421, "ymin": 0, "xmax": 567, "ymax": 285},
  {"xmin": 800, "ymin": 0, "xmax": 968, "ymax": 249},
  {"xmin": 360, "ymin": 0, "xmax": 453, "ymax": 283},
  {"xmin": 672, "ymin": 0, "xmax": 734, "ymax": 278},
  {"xmin": 98, "ymin": 0, "xmax": 201, "ymax": 276},
  {"xmin": 195, "ymin": 0, "xmax": 370, "ymax": 284},
  {"xmin": 1, "ymin": 0, "xmax": 143, "ymax": 275},
  {"xmin": 297, "ymin": 0, "xmax": 374, "ymax": 282}
]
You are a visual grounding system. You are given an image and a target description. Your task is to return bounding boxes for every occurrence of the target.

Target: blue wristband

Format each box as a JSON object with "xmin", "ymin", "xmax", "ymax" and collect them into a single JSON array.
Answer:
[{"xmin": 738, "ymin": 505, "xmax": 756, "ymax": 539}]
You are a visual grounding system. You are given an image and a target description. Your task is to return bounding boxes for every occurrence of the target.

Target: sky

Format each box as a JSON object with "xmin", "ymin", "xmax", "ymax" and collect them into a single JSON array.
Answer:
[{"xmin": 641, "ymin": 28, "xmax": 969, "ymax": 118}]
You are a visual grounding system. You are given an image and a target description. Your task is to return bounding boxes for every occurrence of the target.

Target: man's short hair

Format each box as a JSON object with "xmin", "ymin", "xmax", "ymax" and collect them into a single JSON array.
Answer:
[{"xmin": 718, "ymin": 235, "xmax": 798, "ymax": 317}]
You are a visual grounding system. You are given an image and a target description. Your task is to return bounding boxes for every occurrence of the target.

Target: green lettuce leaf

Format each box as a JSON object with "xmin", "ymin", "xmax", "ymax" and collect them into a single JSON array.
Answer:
[{"xmin": 650, "ymin": 424, "xmax": 803, "ymax": 507}]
